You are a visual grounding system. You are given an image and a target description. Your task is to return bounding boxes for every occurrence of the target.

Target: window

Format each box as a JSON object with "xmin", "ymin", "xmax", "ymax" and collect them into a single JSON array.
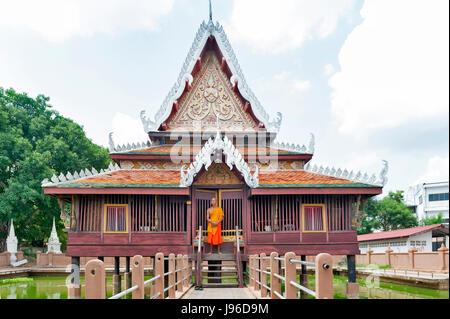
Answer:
[
  {"xmin": 104, "ymin": 204, "xmax": 128, "ymax": 233},
  {"xmin": 418, "ymin": 196, "xmax": 423, "ymax": 204},
  {"xmin": 302, "ymin": 204, "xmax": 326, "ymax": 232},
  {"xmin": 429, "ymin": 193, "xmax": 449, "ymax": 201}
]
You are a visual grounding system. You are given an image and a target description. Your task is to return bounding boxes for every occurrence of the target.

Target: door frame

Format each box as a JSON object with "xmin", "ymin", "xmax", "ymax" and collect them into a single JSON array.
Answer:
[{"xmin": 192, "ymin": 185, "xmax": 246, "ymax": 243}]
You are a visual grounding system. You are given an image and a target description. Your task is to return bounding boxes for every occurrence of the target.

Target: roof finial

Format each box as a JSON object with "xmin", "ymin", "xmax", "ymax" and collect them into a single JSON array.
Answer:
[{"xmin": 209, "ymin": 0, "xmax": 213, "ymax": 21}]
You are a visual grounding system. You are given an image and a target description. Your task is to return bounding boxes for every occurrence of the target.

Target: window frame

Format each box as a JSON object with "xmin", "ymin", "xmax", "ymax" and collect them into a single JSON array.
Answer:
[
  {"xmin": 103, "ymin": 204, "xmax": 129, "ymax": 234},
  {"xmin": 301, "ymin": 204, "xmax": 327, "ymax": 233}
]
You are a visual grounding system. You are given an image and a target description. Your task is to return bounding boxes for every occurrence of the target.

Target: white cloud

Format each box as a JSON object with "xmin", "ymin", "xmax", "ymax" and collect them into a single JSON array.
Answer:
[
  {"xmin": 111, "ymin": 112, "xmax": 149, "ymax": 146},
  {"xmin": 291, "ymin": 80, "xmax": 312, "ymax": 93},
  {"xmin": 226, "ymin": 0, "xmax": 354, "ymax": 53},
  {"xmin": 329, "ymin": 0, "xmax": 449, "ymax": 135},
  {"xmin": 0, "ymin": 0, "xmax": 174, "ymax": 42},
  {"xmin": 415, "ymin": 153, "xmax": 449, "ymax": 184},
  {"xmin": 274, "ymin": 71, "xmax": 290, "ymax": 81},
  {"xmin": 324, "ymin": 64, "xmax": 335, "ymax": 76}
]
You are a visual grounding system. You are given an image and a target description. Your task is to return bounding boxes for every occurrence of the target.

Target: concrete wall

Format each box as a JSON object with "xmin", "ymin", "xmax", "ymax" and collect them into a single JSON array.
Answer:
[
  {"xmin": 0, "ymin": 251, "xmax": 24, "ymax": 266},
  {"xmin": 35, "ymin": 251, "xmax": 153, "ymax": 268},
  {"xmin": 329, "ymin": 247, "xmax": 449, "ymax": 272}
]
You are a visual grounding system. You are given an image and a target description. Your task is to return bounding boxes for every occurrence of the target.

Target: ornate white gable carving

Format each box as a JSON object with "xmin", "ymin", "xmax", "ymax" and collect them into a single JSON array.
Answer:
[
  {"xmin": 141, "ymin": 20, "xmax": 281, "ymax": 134},
  {"xmin": 180, "ymin": 131, "xmax": 259, "ymax": 188}
]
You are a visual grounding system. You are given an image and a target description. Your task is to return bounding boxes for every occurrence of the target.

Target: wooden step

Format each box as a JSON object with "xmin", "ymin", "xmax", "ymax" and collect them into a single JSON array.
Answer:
[
  {"xmin": 202, "ymin": 254, "xmax": 236, "ymax": 261},
  {"xmin": 202, "ymin": 276, "xmax": 239, "ymax": 280},
  {"xmin": 202, "ymin": 269, "xmax": 237, "ymax": 273},
  {"xmin": 201, "ymin": 283, "xmax": 239, "ymax": 288}
]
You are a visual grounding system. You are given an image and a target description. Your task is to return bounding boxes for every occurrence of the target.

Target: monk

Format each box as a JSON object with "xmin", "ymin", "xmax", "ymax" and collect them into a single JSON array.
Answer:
[{"xmin": 206, "ymin": 197, "xmax": 224, "ymax": 254}]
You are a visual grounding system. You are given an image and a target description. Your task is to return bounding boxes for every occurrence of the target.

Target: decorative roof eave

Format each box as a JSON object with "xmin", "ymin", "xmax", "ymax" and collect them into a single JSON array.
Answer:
[
  {"xmin": 271, "ymin": 133, "xmax": 315, "ymax": 154},
  {"xmin": 304, "ymin": 160, "xmax": 389, "ymax": 187},
  {"xmin": 108, "ymin": 132, "xmax": 154, "ymax": 154},
  {"xmin": 180, "ymin": 131, "xmax": 259, "ymax": 188},
  {"xmin": 140, "ymin": 20, "xmax": 282, "ymax": 134},
  {"xmin": 41, "ymin": 162, "xmax": 121, "ymax": 188}
]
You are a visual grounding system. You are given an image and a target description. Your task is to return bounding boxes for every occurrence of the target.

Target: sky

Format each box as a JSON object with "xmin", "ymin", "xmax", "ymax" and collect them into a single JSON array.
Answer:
[{"xmin": 0, "ymin": 0, "xmax": 448, "ymax": 196}]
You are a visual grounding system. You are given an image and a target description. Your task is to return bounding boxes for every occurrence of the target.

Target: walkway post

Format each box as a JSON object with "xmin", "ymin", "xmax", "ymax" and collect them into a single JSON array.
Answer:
[
  {"xmin": 168, "ymin": 253, "xmax": 176, "ymax": 298},
  {"xmin": 68, "ymin": 256, "xmax": 81, "ymax": 299},
  {"xmin": 183, "ymin": 255, "xmax": 189, "ymax": 287},
  {"xmin": 260, "ymin": 252, "xmax": 267, "ymax": 298},
  {"xmin": 254, "ymin": 255, "xmax": 260, "ymax": 291},
  {"xmin": 346, "ymin": 255, "xmax": 359, "ymax": 299},
  {"xmin": 155, "ymin": 253, "xmax": 164, "ymax": 299},
  {"xmin": 284, "ymin": 252, "xmax": 297, "ymax": 299},
  {"xmin": 177, "ymin": 254, "xmax": 183, "ymax": 292},
  {"xmin": 85, "ymin": 259, "xmax": 106, "ymax": 299},
  {"xmin": 270, "ymin": 252, "xmax": 280, "ymax": 299},
  {"xmin": 131, "ymin": 255, "xmax": 145, "ymax": 299},
  {"xmin": 315, "ymin": 253, "xmax": 333, "ymax": 299}
]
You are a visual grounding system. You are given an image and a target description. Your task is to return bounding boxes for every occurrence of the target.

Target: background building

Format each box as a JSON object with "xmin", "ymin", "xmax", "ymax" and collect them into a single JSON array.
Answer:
[
  {"xmin": 405, "ymin": 181, "xmax": 449, "ymax": 226},
  {"xmin": 358, "ymin": 224, "xmax": 449, "ymax": 253}
]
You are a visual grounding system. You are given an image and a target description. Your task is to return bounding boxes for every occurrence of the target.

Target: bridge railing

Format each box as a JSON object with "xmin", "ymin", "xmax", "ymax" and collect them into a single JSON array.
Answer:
[
  {"xmin": 85, "ymin": 253, "xmax": 192, "ymax": 299},
  {"xmin": 248, "ymin": 252, "xmax": 333, "ymax": 299}
]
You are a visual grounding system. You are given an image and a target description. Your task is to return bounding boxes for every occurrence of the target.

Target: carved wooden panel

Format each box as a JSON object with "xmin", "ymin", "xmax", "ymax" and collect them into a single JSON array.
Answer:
[
  {"xmin": 194, "ymin": 163, "xmax": 243, "ymax": 185},
  {"xmin": 167, "ymin": 51, "xmax": 257, "ymax": 132}
]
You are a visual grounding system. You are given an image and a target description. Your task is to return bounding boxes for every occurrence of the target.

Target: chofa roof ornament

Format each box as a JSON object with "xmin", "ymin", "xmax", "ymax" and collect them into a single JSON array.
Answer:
[
  {"xmin": 140, "ymin": 19, "xmax": 282, "ymax": 134},
  {"xmin": 180, "ymin": 131, "xmax": 259, "ymax": 188}
]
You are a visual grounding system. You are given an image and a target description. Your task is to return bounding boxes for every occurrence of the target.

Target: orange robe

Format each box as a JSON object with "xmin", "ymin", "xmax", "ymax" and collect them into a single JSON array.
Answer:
[{"xmin": 207, "ymin": 206, "xmax": 224, "ymax": 245}]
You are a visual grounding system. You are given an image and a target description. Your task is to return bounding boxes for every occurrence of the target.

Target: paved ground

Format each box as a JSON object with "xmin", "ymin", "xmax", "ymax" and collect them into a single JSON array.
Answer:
[{"xmin": 183, "ymin": 288, "xmax": 255, "ymax": 299}]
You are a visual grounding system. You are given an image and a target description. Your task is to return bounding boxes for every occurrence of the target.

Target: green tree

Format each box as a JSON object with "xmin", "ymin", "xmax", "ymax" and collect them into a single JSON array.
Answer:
[
  {"xmin": 420, "ymin": 212, "xmax": 443, "ymax": 226},
  {"xmin": 0, "ymin": 87, "xmax": 111, "ymax": 251},
  {"xmin": 357, "ymin": 191, "xmax": 418, "ymax": 234}
]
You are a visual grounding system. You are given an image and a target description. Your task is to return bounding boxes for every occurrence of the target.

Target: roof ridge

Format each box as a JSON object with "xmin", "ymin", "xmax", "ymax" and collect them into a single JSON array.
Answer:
[
  {"xmin": 271, "ymin": 133, "xmax": 315, "ymax": 154},
  {"xmin": 108, "ymin": 132, "xmax": 153, "ymax": 153}
]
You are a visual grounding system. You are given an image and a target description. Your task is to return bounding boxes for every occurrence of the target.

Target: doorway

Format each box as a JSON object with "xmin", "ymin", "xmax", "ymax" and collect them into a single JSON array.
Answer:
[{"xmin": 194, "ymin": 188, "xmax": 243, "ymax": 242}]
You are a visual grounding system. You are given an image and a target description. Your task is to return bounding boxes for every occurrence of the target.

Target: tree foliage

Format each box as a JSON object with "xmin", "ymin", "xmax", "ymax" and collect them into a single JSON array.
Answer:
[
  {"xmin": 419, "ymin": 212, "xmax": 443, "ymax": 226},
  {"xmin": 357, "ymin": 191, "xmax": 418, "ymax": 234},
  {"xmin": 0, "ymin": 87, "xmax": 111, "ymax": 250}
]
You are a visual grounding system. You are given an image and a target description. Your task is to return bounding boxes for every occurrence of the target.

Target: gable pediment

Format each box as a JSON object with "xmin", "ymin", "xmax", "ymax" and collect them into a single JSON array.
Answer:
[{"xmin": 167, "ymin": 51, "xmax": 258, "ymax": 132}]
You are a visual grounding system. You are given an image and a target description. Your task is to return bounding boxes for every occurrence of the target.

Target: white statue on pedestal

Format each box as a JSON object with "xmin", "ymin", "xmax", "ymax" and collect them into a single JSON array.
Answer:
[
  {"xmin": 47, "ymin": 217, "xmax": 62, "ymax": 254},
  {"xmin": 6, "ymin": 219, "xmax": 18, "ymax": 265}
]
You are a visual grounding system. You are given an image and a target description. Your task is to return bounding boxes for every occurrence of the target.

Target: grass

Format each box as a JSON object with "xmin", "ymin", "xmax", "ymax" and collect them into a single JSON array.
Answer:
[{"xmin": 0, "ymin": 277, "xmax": 34, "ymax": 285}]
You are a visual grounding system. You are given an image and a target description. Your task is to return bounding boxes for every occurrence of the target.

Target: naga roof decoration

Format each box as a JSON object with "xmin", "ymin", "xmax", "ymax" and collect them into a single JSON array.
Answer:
[
  {"xmin": 271, "ymin": 133, "xmax": 315, "ymax": 154},
  {"xmin": 41, "ymin": 162, "xmax": 121, "ymax": 187},
  {"xmin": 140, "ymin": 19, "xmax": 282, "ymax": 134},
  {"xmin": 304, "ymin": 160, "xmax": 389, "ymax": 187},
  {"xmin": 180, "ymin": 131, "xmax": 259, "ymax": 188},
  {"xmin": 108, "ymin": 132, "xmax": 153, "ymax": 153}
]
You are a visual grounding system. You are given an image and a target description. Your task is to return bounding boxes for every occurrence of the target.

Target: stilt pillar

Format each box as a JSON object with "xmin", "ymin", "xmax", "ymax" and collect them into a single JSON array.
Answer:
[
  {"xmin": 300, "ymin": 255, "xmax": 309, "ymax": 299},
  {"xmin": 124, "ymin": 256, "xmax": 132, "ymax": 294},
  {"xmin": 346, "ymin": 255, "xmax": 359, "ymax": 299},
  {"xmin": 68, "ymin": 256, "xmax": 81, "ymax": 299},
  {"xmin": 113, "ymin": 256, "xmax": 121, "ymax": 295}
]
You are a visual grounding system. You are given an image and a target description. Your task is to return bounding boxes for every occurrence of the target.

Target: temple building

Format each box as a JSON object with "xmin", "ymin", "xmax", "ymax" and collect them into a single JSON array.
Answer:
[{"xmin": 42, "ymin": 15, "xmax": 387, "ymax": 293}]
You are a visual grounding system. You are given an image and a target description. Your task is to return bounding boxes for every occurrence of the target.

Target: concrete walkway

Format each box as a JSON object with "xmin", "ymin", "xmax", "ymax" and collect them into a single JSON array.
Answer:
[{"xmin": 183, "ymin": 288, "xmax": 255, "ymax": 299}]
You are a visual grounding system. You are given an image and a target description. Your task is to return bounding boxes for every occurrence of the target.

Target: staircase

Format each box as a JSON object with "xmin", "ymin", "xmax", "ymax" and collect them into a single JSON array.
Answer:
[{"xmin": 197, "ymin": 242, "xmax": 244, "ymax": 288}]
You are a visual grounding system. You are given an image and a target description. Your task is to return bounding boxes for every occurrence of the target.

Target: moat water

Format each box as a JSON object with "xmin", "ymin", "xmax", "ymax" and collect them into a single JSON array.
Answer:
[{"xmin": 0, "ymin": 275, "xmax": 448, "ymax": 299}]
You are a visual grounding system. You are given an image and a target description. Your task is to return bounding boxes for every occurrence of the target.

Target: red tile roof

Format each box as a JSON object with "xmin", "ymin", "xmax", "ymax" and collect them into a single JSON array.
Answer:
[
  {"xmin": 258, "ymin": 170, "xmax": 370, "ymax": 186},
  {"xmin": 69, "ymin": 170, "xmax": 180, "ymax": 186},
  {"xmin": 357, "ymin": 224, "xmax": 449, "ymax": 242},
  {"xmin": 50, "ymin": 169, "xmax": 380, "ymax": 188}
]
